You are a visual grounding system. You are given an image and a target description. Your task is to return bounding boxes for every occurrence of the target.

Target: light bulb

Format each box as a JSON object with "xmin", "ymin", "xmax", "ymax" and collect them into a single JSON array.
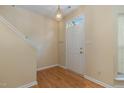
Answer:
[
  {"xmin": 56, "ymin": 13, "xmax": 62, "ymax": 19},
  {"xmin": 56, "ymin": 12, "xmax": 62, "ymax": 21},
  {"xmin": 56, "ymin": 5, "xmax": 63, "ymax": 21}
]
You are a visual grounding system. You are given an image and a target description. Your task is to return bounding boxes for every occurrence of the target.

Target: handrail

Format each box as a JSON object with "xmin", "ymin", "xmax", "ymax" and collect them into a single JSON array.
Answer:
[{"xmin": 0, "ymin": 15, "xmax": 39, "ymax": 51}]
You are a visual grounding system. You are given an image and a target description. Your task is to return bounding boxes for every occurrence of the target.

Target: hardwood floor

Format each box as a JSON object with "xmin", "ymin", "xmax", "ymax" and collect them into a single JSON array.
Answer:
[{"xmin": 32, "ymin": 66, "xmax": 104, "ymax": 88}]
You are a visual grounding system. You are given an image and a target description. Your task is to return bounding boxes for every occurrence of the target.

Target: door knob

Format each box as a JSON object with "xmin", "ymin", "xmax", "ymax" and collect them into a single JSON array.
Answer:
[{"xmin": 80, "ymin": 51, "xmax": 83, "ymax": 54}]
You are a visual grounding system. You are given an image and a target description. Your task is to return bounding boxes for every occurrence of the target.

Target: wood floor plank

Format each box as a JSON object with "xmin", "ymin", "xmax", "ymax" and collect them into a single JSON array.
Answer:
[{"xmin": 32, "ymin": 66, "xmax": 104, "ymax": 88}]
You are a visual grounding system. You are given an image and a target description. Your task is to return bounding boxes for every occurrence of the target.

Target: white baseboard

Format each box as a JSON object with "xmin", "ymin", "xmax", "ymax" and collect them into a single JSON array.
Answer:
[
  {"xmin": 37, "ymin": 64, "xmax": 67, "ymax": 72},
  {"xmin": 58, "ymin": 65, "xmax": 66, "ymax": 69},
  {"xmin": 37, "ymin": 64, "xmax": 58, "ymax": 71},
  {"xmin": 114, "ymin": 85, "xmax": 124, "ymax": 88},
  {"xmin": 18, "ymin": 81, "xmax": 37, "ymax": 88},
  {"xmin": 84, "ymin": 75, "xmax": 113, "ymax": 88}
]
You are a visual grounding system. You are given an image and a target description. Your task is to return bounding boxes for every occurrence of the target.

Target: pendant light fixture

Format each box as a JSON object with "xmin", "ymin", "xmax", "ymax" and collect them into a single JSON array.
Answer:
[{"xmin": 56, "ymin": 5, "xmax": 62, "ymax": 21}]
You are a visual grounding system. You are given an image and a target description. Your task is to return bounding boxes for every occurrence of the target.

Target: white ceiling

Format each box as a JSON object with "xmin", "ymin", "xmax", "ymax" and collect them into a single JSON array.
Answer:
[{"xmin": 17, "ymin": 5, "xmax": 79, "ymax": 19}]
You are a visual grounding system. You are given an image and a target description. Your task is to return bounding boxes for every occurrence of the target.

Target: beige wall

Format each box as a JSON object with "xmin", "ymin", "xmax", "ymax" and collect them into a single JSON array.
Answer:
[
  {"xmin": 0, "ymin": 6, "xmax": 58, "ymax": 69},
  {"xmin": 58, "ymin": 21, "xmax": 66, "ymax": 66},
  {"xmin": 64, "ymin": 6, "xmax": 115, "ymax": 85},
  {"xmin": 0, "ymin": 18, "xmax": 36, "ymax": 87},
  {"xmin": 86, "ymin": 6, "xmax": 115, "ymax": 85},
  {"xmin": 0, "ymin": 5, "xmax": 121, "ymax": 87}
]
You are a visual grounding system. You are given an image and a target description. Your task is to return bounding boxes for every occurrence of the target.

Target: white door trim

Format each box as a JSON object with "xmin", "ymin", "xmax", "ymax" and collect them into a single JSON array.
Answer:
[{"xmin": 65, "ymin": 15, "xmax": 86, "ymax": 75}]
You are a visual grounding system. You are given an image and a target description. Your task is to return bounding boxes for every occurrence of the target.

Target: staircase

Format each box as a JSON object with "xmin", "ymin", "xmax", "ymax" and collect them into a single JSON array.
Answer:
[{"xmin": 0, "ymin": 15, "xmax": 37, "ymax": 87}]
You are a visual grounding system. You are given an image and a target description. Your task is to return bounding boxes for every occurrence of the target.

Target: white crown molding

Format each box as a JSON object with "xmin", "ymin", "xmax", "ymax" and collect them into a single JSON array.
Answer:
[
  {"xmin": 18, "ymin": 81, "xmax": 37, "ymax": 88},
  {"xmin": 84, "ymin": 75, "xmax": 113, "ymax": 88}
]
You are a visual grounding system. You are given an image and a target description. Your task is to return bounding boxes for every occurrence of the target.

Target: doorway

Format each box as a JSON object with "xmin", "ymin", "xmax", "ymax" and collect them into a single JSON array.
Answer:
[{"xmin": 66, "ymin": 15, "xmax": 85, "ymax": 75}]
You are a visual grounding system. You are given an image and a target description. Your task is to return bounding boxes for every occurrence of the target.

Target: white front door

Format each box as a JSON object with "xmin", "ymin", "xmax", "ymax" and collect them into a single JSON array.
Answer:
[{"xmin": 66, "ymin": 16, "xmax": 85, "ymax": 75}]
